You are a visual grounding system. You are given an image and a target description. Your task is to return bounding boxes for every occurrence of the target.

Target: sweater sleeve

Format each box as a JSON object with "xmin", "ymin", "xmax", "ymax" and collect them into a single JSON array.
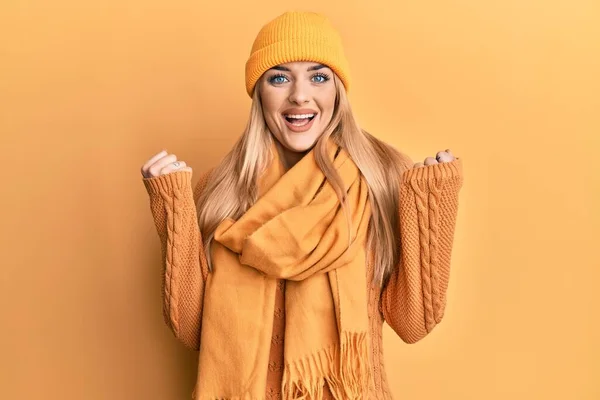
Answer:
[
  {"xmin": 142, "ymin": 169, "xmax": 212, "ymax": 350},
  {"xmin": 381, "ymin": 158, "xmax": 463, "ymax": 343}
]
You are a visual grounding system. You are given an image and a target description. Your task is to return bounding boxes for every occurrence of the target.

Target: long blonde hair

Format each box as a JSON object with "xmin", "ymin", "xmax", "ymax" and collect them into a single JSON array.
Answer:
[{"xmin": 196, "ymin": 74, "xmax": 412, "ymax": 287}]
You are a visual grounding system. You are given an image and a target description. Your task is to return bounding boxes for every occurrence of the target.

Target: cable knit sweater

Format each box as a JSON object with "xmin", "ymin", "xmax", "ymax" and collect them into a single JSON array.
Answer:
[{"xmin": 142, "ymin": 155, "xmax": 463, "ymax": 400}]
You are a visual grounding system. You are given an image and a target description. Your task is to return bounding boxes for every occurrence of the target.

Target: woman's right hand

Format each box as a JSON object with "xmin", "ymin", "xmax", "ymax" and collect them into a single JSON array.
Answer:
[{"xmin": 141, "ymin": 150, "xmax": 193, "ymax": 178}]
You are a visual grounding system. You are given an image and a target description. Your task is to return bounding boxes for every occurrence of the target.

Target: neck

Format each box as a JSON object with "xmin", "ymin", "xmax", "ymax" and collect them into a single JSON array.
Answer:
[{"xmin": 274, "ymin": 140, "xmax": 308, "ymax": 171}]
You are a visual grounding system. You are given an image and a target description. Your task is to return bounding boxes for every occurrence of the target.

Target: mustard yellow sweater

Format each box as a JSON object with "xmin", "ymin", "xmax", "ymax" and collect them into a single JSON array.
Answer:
[{"xmin": 143, "ymin": 157, "xmax": 463, "ymax": 400}]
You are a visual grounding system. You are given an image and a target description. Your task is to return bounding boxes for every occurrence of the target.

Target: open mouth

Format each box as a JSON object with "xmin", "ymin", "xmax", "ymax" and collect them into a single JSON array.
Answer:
[{"xmin": 283, "ymin": 113, "xmax": 317, "ymax": 127}]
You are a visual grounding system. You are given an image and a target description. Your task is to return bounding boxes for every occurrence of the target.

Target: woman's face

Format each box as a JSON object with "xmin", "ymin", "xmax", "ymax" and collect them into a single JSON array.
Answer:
[{"xmin": 259, "ymin": 61, "xmax": 337, "ymax": 156}]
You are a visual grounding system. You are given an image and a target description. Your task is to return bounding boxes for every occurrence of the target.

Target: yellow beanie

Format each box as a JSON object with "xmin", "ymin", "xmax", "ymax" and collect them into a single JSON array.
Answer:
[{"xmin": 245, "ymin": 11, "xmax": 351, "ymax": 97}]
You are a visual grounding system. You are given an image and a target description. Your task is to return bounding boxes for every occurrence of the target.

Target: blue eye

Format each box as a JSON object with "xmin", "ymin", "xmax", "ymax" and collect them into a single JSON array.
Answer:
[
  {"xmin": 269, "ymin": 74, "xmax": 288, "ymax": 85},
  {"xmin": 312, "ymin": 73, "xmax": 330, "ymax": 83}
]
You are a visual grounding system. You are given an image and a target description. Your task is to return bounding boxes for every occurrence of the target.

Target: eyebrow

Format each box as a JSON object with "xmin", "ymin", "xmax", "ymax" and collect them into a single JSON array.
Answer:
[{"xmin": 269, "ymin": 64, "xmax": 328, "ymax": 72}]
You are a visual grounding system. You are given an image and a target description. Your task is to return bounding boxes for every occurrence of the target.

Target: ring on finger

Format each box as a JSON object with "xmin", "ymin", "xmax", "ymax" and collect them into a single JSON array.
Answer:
[{"xmin": 172, "ymin": 161, "xmax": 181, "ymax": 168}]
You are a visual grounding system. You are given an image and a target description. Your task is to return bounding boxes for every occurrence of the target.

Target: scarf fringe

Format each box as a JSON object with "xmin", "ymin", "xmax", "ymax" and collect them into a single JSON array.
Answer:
[{"xmin": 282, "ymin": 331, "xmax": 372, "ymax": 400}]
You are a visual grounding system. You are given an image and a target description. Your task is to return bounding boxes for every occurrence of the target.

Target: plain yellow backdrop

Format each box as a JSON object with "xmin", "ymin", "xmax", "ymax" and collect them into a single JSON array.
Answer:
[{"xmin": 1, "ymin": 0, "xmax": 598, "ymax": 399}]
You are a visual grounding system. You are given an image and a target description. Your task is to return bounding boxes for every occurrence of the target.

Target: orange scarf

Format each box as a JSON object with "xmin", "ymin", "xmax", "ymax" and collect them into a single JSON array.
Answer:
[{"xmin": 195, "ymin": 137, "xmax": 373, "ymax": 399}]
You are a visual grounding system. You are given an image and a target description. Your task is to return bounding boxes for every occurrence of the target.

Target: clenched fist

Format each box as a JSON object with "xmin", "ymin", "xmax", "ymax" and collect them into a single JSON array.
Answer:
[
  {"xmin": 141, "ymin": 150, "xmax": 193, "ymax": 178},
  {"xmin": 413, "ymin": 149, "xmax": 456, "ymax": 168}
]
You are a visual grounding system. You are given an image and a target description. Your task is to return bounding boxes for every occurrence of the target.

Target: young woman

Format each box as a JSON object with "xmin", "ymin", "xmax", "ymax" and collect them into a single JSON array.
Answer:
[{"xmin": 141, "ymin": 11, "xmax": 463, "ymax": 400}]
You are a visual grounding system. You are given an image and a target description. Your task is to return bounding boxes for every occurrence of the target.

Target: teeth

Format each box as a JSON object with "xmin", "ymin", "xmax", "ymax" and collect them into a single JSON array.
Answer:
[{"xmin": 285, "ymin": 114, "xmax": 315, "ymax": 119}]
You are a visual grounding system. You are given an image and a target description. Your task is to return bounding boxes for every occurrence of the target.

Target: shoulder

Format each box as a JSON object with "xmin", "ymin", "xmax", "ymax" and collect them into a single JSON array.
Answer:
[
  {"xmin": 193, "ymin": 167, "xmax": 216, "ymax": 204},
  {"xmin": 393, "ymin": 149, "xmax": 414, "ymax": 173},
  {"xmin": 374, "ymin": 137, "xmax": 414, "ymax": 174}
]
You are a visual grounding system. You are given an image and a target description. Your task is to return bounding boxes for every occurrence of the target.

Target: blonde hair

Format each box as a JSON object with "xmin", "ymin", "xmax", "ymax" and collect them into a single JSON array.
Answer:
[{"xmin": 196, "ymin": 74, "xmax": 412, "ymax": 287}]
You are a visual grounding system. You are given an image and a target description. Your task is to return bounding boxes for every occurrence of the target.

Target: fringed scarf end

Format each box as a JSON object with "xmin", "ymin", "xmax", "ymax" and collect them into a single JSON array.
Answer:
[{"xmin": 282, "ymin": 331, "xmax": 372, "ymax": 400}]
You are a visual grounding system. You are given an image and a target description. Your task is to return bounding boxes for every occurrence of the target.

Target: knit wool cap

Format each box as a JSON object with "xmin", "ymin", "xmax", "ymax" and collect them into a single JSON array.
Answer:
[{"xmin": 245, "ymin": 11, "xmax": 351, "ymax": 97}]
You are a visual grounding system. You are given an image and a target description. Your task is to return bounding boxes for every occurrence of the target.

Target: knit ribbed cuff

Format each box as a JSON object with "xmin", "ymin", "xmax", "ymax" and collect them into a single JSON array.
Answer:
[
  {"xmin": 401, "ymin": 158, "xmax": 463, "ymax": 183},
  {"xmin": 143, "ymin": 170, "xmax": 193, "ymax": 195}
]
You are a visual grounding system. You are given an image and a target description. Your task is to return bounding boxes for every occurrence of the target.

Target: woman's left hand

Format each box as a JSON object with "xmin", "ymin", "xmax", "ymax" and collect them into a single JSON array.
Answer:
[{"xmin": 413, "ymin": 149, "xmax": 455, "ymax": 168}]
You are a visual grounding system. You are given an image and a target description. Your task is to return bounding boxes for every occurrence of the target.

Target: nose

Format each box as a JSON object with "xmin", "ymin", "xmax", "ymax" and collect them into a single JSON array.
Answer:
[{"xmin": 288, "ymin": 80, "xmax": 310, "ymax": 105}]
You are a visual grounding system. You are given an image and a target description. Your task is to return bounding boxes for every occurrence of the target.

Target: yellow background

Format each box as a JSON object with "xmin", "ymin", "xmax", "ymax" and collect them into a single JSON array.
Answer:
[{"xmin": 1, "ymin": 0, "xmax": 598, "ymax": 399}]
